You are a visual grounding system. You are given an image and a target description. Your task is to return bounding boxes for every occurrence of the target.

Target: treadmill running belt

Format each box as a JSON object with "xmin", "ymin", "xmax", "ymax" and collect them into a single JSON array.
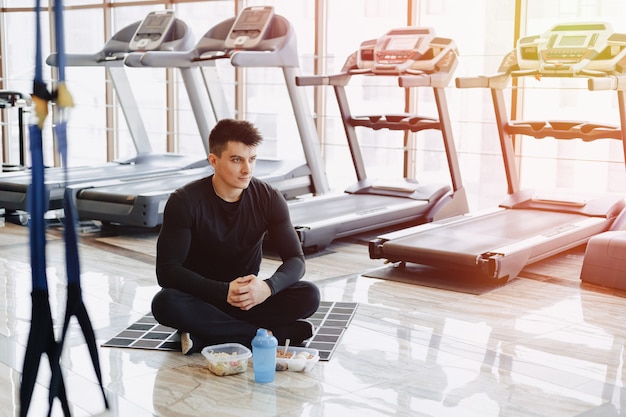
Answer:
[
  {"xmin": 383, "ymin": 209, "xmax": 594, "ymax": 269},
  {"xmin": 289, "ymin": 194, "xmax": 429, "ymax": 224}
]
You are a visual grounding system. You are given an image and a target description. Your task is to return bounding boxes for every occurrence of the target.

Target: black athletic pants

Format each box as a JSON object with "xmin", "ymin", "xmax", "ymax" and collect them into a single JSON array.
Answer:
[{"xmin": 151, "ymin": 280, "xmax": 320, "ymax": 349}]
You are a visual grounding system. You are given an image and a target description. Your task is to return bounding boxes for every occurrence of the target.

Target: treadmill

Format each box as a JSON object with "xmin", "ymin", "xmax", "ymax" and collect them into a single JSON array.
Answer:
[
  {"xmin": 68, "ymin": 6, "xmax": 329, "ymax": 228},
  {"xmin": 0, "ymin": 11, "xmax": 204, "ymax": 214},
  {"xmin": 290, "ymin": 27, "xmax": 470, "ymax": 252},
  {"xmin": 369, "ymin": 22, "xmax": 626, "ymax": 282},
  {"xmin": 1, "ymin": 91, "xmax": 30, "ymax": 172}
]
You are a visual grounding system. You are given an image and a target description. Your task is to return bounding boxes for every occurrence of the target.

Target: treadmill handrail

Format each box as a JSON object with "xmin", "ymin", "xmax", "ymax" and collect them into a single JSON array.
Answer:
[
  {"xmin": 296, "ymin": 73, "xmax": 351, "ymax": 87},
  {"xmin": 588, "ymin": 74, "xmax": 626, "ymax": 91},
  {"xmin": 138, "ymin": 50, "xmax": 221, "ymax": 68},
  {"xmin": 455, "ymin": 73, "xmax": 510, "ymax": 90},
  {"xmin": 456, "ymin": 67, "xmax": 626, "ymax": 194},
  {"xmin": 297, "ymin": 37, "xmax": 465, "ymax": 192},
  {"xmin": 0, "ymin": 91, "xmax": 31, "ymax": 106},
  {"xmin": 47, "ymin": 16, "xmax": 196, "ymax": 155},
  {"xmin": 397, "ymin": 74, "xmax": 433, "ymax": 88},
  {"xmin": 47, "ymin": 52, "xmax": 126, "ymax": 67},
  {"xmin": 505, "ymin": 120, "xmax": 621, "ymax": 141}
]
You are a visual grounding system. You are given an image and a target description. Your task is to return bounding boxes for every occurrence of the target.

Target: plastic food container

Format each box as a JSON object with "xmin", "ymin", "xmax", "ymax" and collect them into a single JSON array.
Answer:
[
  {"xmin": 275, "ymin": 346, "xmax": 319, "ymax": 372},
  {"xmin": 201, "ymin": 343, "xmax": 252, "ymax": 376}
]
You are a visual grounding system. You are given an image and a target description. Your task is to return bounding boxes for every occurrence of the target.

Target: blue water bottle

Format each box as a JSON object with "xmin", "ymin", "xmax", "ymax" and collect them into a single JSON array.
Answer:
[{"xmin": 252, "ymin": 328, "xmax": 277, "ymax": 383}]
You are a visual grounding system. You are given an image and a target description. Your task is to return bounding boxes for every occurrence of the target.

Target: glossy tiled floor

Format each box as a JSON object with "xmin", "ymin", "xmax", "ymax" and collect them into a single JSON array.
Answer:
[{"xmin": 2, "ymin": 217, "xmax": 626, "ymax": 416}]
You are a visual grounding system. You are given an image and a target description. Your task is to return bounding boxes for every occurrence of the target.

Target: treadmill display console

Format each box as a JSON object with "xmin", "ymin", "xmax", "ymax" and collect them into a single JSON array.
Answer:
[
  {"xmin": 357, "ymin": 27, "xmax": 457, "ymax": 75},
  {"xmin": 129, "ymin": 10, "xmax": 176, "ymax": 51},
  {"xmin": 224, "ymin": 6, "xmax": 274, "ymax": 49},
  {"xmin": 516, "ymin": 22, "xmax": 626, "ymax": 74}
]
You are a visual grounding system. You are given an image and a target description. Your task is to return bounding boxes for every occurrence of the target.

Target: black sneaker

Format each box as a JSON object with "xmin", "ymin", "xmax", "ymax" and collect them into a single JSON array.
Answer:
[{"xmin": 272, "ymin": 319, "xmax": 314, "ymax": 346}]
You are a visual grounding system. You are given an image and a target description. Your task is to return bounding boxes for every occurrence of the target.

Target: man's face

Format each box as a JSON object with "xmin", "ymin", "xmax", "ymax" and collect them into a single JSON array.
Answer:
[{"xmin": 209, "ymin": 140, "xmax": 257, "ymax": 191}]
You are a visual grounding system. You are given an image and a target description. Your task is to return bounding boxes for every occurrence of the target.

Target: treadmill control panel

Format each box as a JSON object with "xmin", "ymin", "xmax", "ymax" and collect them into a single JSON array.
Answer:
[
  {"xmin": 514, "ymin": 22, "xmax": 626, "ymax": 75},
  {"xmin": 224, "ymin": 6, "xmax": 274, "ymax": 49},
  {"xmin": 356, "ymin": 27, "xmax": 458, "ymax": 75},
  {"xmin": 129, "ymin": 10, "xmax": 176, "ymax": 51}
]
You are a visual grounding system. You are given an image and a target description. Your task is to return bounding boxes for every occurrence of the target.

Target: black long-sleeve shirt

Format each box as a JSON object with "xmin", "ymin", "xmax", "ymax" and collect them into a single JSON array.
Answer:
[{"xmin": 155, "ymin": 175, "xmax": 305, "ymax": 306}]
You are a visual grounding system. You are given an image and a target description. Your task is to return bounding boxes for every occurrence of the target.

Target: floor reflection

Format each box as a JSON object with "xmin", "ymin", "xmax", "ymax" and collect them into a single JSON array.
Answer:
[{"xmin": 1, "ymin": 221, "xmax": 626, "ymax": 416}]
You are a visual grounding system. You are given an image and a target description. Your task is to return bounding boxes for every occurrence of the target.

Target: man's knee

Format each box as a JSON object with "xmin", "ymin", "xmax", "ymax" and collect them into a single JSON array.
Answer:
[
  {"xmin": 151, "ymin": 288, "xmax": 184, "ymax": 325},
  {"xmin": 306, "ymin": 281, "xmax": 321, "ymax": 306},
  {"xmin": 297, "ymin": 280, "xmax": 321, "ymax": 315}
]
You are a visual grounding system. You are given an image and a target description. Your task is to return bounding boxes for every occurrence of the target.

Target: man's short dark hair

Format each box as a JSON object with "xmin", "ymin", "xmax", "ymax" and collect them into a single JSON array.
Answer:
[{"xmin": 208, "ymin": 118, "xmax": 263, "ymax": 156}]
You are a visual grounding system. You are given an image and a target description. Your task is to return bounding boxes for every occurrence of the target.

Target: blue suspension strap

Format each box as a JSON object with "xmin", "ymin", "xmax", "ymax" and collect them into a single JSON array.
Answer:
[
  {"xmin": 47, "ymin": 0, "xmax": 109, "ymax": 412},
  {"xmin": 19, "ymin": 1, "xmax": 108, "ymax": 415},
  {"xmin": 19, "ymin": 1, "xmax": 70, "ymax": 416}
]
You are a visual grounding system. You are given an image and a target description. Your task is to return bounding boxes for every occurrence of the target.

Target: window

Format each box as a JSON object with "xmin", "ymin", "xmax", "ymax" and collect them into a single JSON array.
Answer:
[
  {"xmin": 1, "ymin": 0, "xmax": 624, "ymax": 210},
  {"xmin": 521, "ymin": 0, "xmax": 626, "ymax": 194}
]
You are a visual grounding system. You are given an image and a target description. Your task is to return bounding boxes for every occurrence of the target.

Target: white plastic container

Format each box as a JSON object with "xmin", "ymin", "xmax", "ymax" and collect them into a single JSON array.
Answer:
[
  {"xmin": 275, "ymin": 346, "xmax": 319, "ymax": 372},
  {"xmin": 201, "ymin": 343, "xmax": 252, "ymax": 376}
]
